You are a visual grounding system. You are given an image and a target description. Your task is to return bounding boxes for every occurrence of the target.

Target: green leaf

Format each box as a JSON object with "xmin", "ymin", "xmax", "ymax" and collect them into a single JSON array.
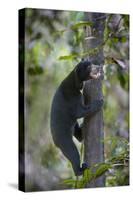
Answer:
[
  {"xmin": 112, "ymin": 37, "xmax": 119, "ymax": 43},
  {"xmin": 83, "ymin": 168, "xmax": 93, "ymax": 182},
  {"xmin": 75, "ymin": 168, "xmax": 94, "ymax": 188},
  {"xmin": 27, "ymin": 66, "xmax": 43, "ymax": 75},
  {"xmin": 58, "ymin": 47, "xmax": 100, "ymax": 61},
  {"xmin": 94, "ymin": 163, "xmax": 111, "ymax": 178},
  {"xmin": 123, "ymin": 15, "xmax": 129, "ymax": 28},
  {"xmin": 63, "ymin": 179, "xmax": 76, "ymax": 187},
  {"xmin": 121, "ymin": 36, "xmax": 127, "ymax": 43},
  {"xmin": 71, "ymin": 21, "xmax": 93, "ymax": 30},
  {"xmin": 117, "ymin": 73, "xmax": 126, "ymax": 88},
  {"xmin": 58, "ymin": 53, "xmax": 78, "ymax": 60},
  {"xmin": 54, "ymin": 29, "xmax": 66, "ymax": 37}
]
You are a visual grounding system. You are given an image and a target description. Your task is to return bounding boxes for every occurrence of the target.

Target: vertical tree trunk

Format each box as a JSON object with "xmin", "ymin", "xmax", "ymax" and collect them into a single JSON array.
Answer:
[{"xmin": 83, "ymin": 13, "xmax": 106, "ymax": 187}]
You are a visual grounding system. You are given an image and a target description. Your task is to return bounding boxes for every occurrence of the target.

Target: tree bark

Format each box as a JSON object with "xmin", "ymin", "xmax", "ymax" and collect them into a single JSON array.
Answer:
[{"xmin": 83, "ymin": 13, "xmax": 106, "ymax": 187}]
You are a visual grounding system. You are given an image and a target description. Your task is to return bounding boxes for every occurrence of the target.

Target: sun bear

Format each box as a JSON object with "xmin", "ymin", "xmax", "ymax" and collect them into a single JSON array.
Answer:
[{"xmin": 50, "ymin": 59, "xmax": 103, "ymax": 176}]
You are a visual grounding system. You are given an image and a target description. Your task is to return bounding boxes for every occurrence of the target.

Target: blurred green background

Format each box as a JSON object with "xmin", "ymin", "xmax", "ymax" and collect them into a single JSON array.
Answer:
[{"xmin": 24, "ymin": 8, "xmax": 129, "ymax": 191}]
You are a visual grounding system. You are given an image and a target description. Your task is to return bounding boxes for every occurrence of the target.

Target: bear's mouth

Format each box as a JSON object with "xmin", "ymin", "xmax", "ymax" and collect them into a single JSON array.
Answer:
[{"xmin": 90, "ymin": 71, "xmax": 101, "ymax": 79}]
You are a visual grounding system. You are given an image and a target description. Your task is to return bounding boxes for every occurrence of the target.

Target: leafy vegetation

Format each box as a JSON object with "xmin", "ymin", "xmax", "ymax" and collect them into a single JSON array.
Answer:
[{"xmin": 63, "ymin": 136, "xmax": 129, "ymax": 188}]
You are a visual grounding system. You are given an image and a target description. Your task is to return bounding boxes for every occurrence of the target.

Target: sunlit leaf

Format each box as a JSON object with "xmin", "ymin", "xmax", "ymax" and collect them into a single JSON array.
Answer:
[
  {"xmin": 71, "ymin": 21, "xmax": 93, "ymax": 30},
  {"xmin": 94, "ymin": 163, "xmax": 111, "ymax": 178},
  {"xmin": 83, "ymin": 168, "xmax": 93, "ymax": 183},
  {"xmin": 58, "ymin": 53, "xmax": 79, "ymax": 60}
]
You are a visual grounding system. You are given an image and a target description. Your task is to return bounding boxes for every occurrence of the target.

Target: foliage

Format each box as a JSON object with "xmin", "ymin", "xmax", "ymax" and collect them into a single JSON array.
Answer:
[
  {"xmin": 63, "ymin": 163, "xmax": 111, "ymax": 189},
  {"xmin": 63, "ymin": 136, "xmax": 129, "ymax": 188},
  {"xmin": 105, "ymin": 136, "xmax": 129, "ymax": 186}
]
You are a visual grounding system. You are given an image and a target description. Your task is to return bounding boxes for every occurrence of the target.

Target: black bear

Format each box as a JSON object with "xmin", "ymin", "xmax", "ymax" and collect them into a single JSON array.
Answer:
[{"xmin": 50, "ymin": 59, "xmax": 103, "ymax": 176}]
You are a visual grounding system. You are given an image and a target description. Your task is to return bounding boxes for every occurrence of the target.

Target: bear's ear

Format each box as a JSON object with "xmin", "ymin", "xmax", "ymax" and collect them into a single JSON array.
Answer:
[{"xmin": 74, "ymin": 68, "xmax": 83, "ymax": 90}]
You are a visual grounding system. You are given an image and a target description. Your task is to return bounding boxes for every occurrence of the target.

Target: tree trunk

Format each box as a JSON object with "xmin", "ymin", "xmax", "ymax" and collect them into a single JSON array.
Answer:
[{"xmin": 83, "ymin": 13, "xmax": 106, "ymax": 187}]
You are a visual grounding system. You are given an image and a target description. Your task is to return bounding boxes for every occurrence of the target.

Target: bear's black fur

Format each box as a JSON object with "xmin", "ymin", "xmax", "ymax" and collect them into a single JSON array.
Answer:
[{"xmin": 50, "ymin": 59, "xmax": 103, "ymax": 176}]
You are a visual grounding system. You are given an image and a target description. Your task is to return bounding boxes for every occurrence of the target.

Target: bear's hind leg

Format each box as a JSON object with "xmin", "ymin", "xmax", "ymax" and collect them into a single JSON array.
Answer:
[{"xmin": 57, "ymin": 136, "xmax": 82, "ymax": 176}]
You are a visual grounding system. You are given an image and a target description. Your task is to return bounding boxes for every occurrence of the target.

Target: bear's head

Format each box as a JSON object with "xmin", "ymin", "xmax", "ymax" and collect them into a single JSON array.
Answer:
[{"xmin": 75, "ymin": 59, "xmax": 101, "ymax": 82}]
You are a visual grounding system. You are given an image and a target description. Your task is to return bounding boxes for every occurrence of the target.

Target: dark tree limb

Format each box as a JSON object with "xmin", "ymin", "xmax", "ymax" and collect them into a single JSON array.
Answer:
[{"xmin": 83, "ymin": 13, "xmax": 106, "ymax": 187}]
